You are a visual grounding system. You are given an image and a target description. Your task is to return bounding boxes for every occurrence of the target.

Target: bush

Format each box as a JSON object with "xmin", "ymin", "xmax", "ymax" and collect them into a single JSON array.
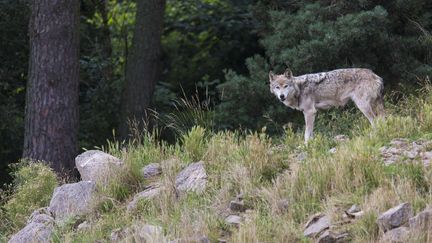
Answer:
[{"xmin": 3, "ymin": 162, "xmax": 58, "ymax": 231}]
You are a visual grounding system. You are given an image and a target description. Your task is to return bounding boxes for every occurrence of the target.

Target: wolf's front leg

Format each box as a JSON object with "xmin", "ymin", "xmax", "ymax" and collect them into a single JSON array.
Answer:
[{"xmin": 304, "ymin": 110, "xmax": 316, "ymax": 142}]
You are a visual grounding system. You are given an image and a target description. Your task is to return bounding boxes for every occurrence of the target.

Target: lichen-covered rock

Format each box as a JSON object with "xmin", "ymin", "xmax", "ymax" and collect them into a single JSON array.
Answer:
[
  {"xmin": 141, "ymin": 163, "xmax": 161, "ymax": 179},
  {"xmin": 75, "ymin": 150, "xmax": 122, "ymax": 184},
  {"xmin": 380, "ymin": 139, "xmax": 432, "ymax": 166},
  {"xmin": 409, "ymin": 207, "xmax": 432, "ymax": 231},
  {"xmin": 175, "ymin": 161, "xmax": 207, "ymax": 193},
  {"xmin": 8, "ymin": 208, "xmax": 54, "ymax": 243},
  {"xmin": 127, "ymin": 183, "xmax": 163, "ymax": 211},
  {"xmin": 229, "ymin": 200, "xmax": 245, "ymax": 212},
  {"xmin": 48, "ymin": 181, "xmax": 97, "ymax": 221},
  {"xmin": 380, "ymin": 227, "xmax": 410, "ymax": 243},
  {"xmin": 304, "ymin": 214, "xmax": 331, "ymax": 238},
  {"xmin": 134, "ymin": 224, "xmax": 165, "ymax": 242},
  {"xmin": 225, "ymin": 215, "xmax": 242, "ymax": 227},
  {"xmin": 377, "ymin": 203, "xmax": 413, "ymax": 232},
  {"xmin": 77, "ymin": 221, "xmax": 91, "ymax": 231},
  {"xmin": 317, "ymin": 230, "xmax": 349, "ymax": 243}
]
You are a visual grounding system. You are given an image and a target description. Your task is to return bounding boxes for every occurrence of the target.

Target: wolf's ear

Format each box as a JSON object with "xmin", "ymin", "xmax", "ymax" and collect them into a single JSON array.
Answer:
[
  {"xmin": 284, "ymin": 68, "xmax": 293, "ymax": 78},
  {"xmin": 269, "ymin": 71, "xmax": 275, "ymax": 82}
]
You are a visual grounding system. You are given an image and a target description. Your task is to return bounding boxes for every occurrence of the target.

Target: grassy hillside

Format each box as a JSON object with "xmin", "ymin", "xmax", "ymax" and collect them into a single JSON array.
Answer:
[{"xmin": 2, "ymin": 82, "xmax": 432, "ymax": 242}]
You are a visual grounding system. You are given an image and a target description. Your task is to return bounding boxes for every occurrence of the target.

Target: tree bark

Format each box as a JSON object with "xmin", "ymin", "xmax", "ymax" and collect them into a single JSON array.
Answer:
[
  {"xmin": 119, "ymin": 0, "xmax": 166, "ymax": 139},
  {"xmin": 23, "ymin": 0, "xmax": 80, "ymax": 173},
  {"xmin": 96, "ymin": 0, "xmax": 113, "ymax": 81}
]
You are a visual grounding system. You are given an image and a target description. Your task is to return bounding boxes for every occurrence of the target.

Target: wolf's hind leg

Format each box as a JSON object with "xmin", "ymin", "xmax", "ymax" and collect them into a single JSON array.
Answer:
[
  {"xmin": 373, "ymin": 98, "xmax": 386, "ymax": 117},
  {"xmin": 352, "ymin": 97, "xmax": 376, "ymax": 125}
]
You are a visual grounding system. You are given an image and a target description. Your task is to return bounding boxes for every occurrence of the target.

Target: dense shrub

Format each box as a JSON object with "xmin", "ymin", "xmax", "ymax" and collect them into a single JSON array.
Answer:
[{"xmin": 2, "ymin": 162, "xmax": 58, "ymax": 232}]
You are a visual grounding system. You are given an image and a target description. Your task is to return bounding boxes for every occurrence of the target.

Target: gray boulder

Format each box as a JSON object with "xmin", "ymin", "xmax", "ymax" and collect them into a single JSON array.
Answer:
[
  {"xmin": 381, "ymin": 227, "xmax": 410, "ymax": 243},
  {"xmin": 8, "ymin": 208, "xmax": 54, "ymax": 243},
  {"xmin": 48, "ymin": 181, "xmax": 97, "ymax": 221},
  {"xmin": 127, "ymin": 183, "xmax": 163, "ymax": 211},
  {"xmin": 141, "ymin": 163, "xmax": 161, "ymax": 179},
  {"xmin": 175, "ymin": 161, "xmax": 207, "ymax": 193},
  {"xmin": 134, "ymin": 224, "xmax": 165, "ymax": 242},
  {"xmin": 317, "ymin": 230, "xmax": 349, "ymax": 243},
  {"xmin": 225, "ymin": 215, "xmax": 242, "ymax": 227},
  {"xmin": 229, "ymin": 200, "xmax": 245, "ymax": 212},
  {"xmin": 304, "ymin": 214, "xmax": 331, "ymax": 238},
  {"xmin": 75, "ymin": 150, "xmax": 122, "ymax": 184},
  {"xmin": 377, "ymin": 203, "xmax": 413, "ymax": 232},
  {"xmin": 409, "ymin": 207, "xmax": 432, "ymax": 231}
]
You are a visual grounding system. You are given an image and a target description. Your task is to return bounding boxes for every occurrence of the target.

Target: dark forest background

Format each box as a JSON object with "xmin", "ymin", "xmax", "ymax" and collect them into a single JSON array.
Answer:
[{"xmin": 0, "ymin": 0, "xmax": 431, "ymax": 182}]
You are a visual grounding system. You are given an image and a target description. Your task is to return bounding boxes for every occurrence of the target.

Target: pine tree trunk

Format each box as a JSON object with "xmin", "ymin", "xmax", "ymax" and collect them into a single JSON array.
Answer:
[
  {"xmin": 119, "ymin": 0, "xmax": 166, "ymax": 139},
  {"xmin": 97, "ymin": 0, "xmax": 113, "ymax": 81},
  {"xmin": 23, "ymin": 0, "xmax": 80, "ymax": 173}
]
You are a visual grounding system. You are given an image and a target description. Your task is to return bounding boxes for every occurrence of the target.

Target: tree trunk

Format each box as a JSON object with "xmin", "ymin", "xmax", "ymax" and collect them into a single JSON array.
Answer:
[
  {"xmin": 97, "ymin": 0, "xmax": 113, "ymax": 81},
  {"xmin": 119, "ymin": 0, "xmax": 166, "ymax": 139},
  {"xmin": 23, "ymin": 0, "xmax": 80, "ymax": 173}
]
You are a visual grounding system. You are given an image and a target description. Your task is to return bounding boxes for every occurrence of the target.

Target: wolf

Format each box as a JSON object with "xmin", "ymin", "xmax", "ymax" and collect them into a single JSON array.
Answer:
[{"xmin": 269, "ymin": 68, "xmax": 384, "ymax": 142}]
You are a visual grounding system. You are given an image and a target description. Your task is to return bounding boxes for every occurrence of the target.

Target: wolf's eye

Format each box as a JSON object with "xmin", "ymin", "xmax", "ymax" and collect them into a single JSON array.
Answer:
[
  {"xmin": 276, "ymin": 86, "xmax": 280, "ymax": 89},
  {"xmin": 283, "ymin": 85, "xmax": 288, "ymax": 88}
]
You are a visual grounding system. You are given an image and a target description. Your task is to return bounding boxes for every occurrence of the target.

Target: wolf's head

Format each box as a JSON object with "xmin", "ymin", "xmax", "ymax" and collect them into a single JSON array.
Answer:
[{"xmin": 269, "ymin": 69, "xmax": 299, "ymax": 103}]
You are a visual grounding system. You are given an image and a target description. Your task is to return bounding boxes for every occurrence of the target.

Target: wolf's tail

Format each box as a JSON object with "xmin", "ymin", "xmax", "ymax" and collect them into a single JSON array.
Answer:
[{"xmin": 374, "ymin": 77, "xmax": 385, "ymax": 117}]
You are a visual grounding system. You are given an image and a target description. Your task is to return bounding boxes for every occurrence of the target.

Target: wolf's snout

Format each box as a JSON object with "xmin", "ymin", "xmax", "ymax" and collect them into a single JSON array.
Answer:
[{"xmin": 279, "ymin": 94, "xmax": 286, "ymax": 101}]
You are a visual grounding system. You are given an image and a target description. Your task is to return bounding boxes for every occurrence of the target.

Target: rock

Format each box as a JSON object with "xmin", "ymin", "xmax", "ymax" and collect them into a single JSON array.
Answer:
[
  {"xmin": 421, "ymin": 151, "xmax": 432, "ymax": 166},
  {"xmin": 110, "ymin": 227, "xmax": 130, "ymax": 242},
  {"xmin": 317, "ymin": 230, "xmax": 349, "ymax": 243},
  {"xmin": 141, "ymin": 163, "xmax": 161, "ymax": 179},
  {"xmin": 197, "ymin": 237, "xmax": 211, "ymax": 243},
  {"xmin": 329, "ymin": 147, "xmax": 337, "ymax": 154},
  {"xmin": 377, "ymin": 203, "xmax": 413, "ymax": 232},
  {"xmin": 229, "ymin": 200, "xmax": 245, "ymax": 212},
  {"xmin": 225, "ymin": 215, "xmax": 242, "ymax": 227},
  {"xmin": 48, "ymin": 181, "xmax": 97, "ymax": 221},
  {"xmin": 236, "ymin": 193, "xmax": 244, "ymax": 201},
  {"xmin": 77, "ymin": 221, "xmax": 91, "ymax": 231},
  {"xmin": 27, "ymin": 207, "xmax": 52, "ymax": 224},
  {"xmin": 381, "ymin": 227, "xmax": 410, "ymax": 243},
  {"xmin": 380, "ymin": 139, "xmax": 432, "ymax": 166},
  {"xmin": 127, "ymin": 183, "xmax": 163, "ymax": 211},
  {"xmin": 403, "ymin": 150, "xmax": 417, "ymax": 159},
  {"xmin": 390, "ymin": 138, "xmax": 409, "ymax": 147},
  {"xmin": 175, "ymin": 161, "xmax": 207, "ymax": 193},
  {"xmin": 303, "ymin": 214, "xmax": 331, "ymax": 238},
  {"xmin": 134, "ymin": 224, "xmax": 165, "ymax": 242},
  {"xmin": 409, "ymin": 208, "xmax": 432, "ymax": 231},
  {"xmin": 334, "ymin": 135, "xmax": 349, "ymax": 142},
  {"xmin": 344, "ymin": 204, "xmax": 364, "ymax": 219},
  {"xmin": 296, "ymin": 152, "xmax": 307, "ymax": 161},
  {"xmin": 8, "ymin": 209, "xmax": 54, "ymax": 243},
  {"xmin": 75, "ymin": 150, "xmax": 122, "ymax": 184},
  {"xmin": 347, "ymin": 204, "xmax": 360, "ymax": 214},
  {"xmin": 169, "ymin": 236, "xmax": 210, "ymax": 243}
]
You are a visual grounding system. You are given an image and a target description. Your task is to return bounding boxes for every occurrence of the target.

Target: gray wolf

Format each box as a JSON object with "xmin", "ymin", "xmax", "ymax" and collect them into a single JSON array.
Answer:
[{"xmin": 269, "ymin": 68, "xmax": 384, "ymax": 142}]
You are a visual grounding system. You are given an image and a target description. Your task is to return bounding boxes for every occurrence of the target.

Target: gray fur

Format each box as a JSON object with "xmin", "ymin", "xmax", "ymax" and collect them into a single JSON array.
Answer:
[{"xmin": 269, "ymin": 68, "xmax": 385, "ymax": 142}]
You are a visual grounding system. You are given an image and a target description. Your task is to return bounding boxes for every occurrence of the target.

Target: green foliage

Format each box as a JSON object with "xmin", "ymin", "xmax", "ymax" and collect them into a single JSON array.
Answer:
[
  {"xmin": 181, "ymin": 126, "xmax": 207, "ymax": 161},
  {"xmin": 161, "ymin": 0, "xmax": 261, "ymax": 99},
  {"xmin": 2, "ymin": 162, "xmax": 58, "ymax": 233}
]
